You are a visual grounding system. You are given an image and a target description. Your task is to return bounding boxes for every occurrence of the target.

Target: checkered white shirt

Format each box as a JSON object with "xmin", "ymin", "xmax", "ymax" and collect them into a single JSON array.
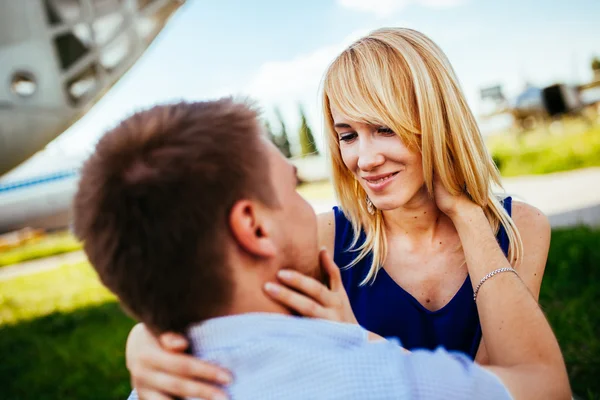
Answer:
[{"xmin": 129, "ymin": 313, "xmax": 511, "ymax": 399}]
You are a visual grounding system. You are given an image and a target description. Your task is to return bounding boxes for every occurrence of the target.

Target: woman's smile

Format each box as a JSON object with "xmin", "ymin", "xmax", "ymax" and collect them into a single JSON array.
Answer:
[{"xmin": 362, "ymin": 171, "xmax": 400, "ymax": 192}]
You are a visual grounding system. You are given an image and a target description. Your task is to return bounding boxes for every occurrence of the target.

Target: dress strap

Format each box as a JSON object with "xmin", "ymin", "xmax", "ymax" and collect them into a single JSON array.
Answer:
[{"xmin": 498, "ymin": 196, "xmax": 512, "ymax": 257}]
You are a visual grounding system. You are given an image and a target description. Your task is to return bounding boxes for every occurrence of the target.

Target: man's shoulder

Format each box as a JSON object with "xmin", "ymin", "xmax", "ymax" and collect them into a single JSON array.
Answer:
[
  {"xmin": 190, "ymin": 313, "xmax": 369, "ymax": 353},
  {"xmin": 218, "ymin": 327, "xmax": 404, "ymax": 399},
  {"xmin": 224, "ymin": 342, "xmax": 511, "ymax": 400},
  {"xmin": 191, "ymin": 315, "xmax": 512, "ymax": 399}
]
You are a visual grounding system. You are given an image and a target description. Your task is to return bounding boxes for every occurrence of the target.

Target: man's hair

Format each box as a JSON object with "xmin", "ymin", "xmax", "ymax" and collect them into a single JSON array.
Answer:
[{"xmin": 73, "ymin": 99, "xmax": 276, "ymax": 334}]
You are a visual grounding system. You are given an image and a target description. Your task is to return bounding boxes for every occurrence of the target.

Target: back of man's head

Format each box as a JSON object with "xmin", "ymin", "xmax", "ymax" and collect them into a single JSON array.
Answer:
[{"xmin": 74, "ymin": 99, "xmax": 276, "ymax": 334}]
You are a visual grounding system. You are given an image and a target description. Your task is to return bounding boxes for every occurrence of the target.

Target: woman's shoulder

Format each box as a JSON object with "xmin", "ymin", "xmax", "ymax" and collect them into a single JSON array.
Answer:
[
  {"xmin": 507, "ymin": 201, "xmax": 550, "ymax": 299},
  {"xmin": 498, "ymin": 196, "xmax": 550, "ymax": 250},
  {"xmin": 511, "ymin": 200, "xmax": 550, "ymax": 233},
  {"xmin": 511, "ymin": 201, "xmax": 551, "ymax": 259}
]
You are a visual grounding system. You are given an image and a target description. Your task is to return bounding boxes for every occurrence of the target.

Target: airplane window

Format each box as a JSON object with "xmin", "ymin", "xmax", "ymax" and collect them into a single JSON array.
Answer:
[
  {"xmin": 10, "ymin": 72, "xmax": 37, "ymax": 97},
  {"xmin": 54, "ymin": 31, "xmax": 90, "ymax": 71},
  {"xmin": 45, "ymin": 0, "xmax": 83, "ymax": 26},
  {"xmin": 44, "ymin": 0, "xmax": 63, "ymax": 25},
  {"xmin": 100, "ymin": 33, "xmax": 131, "ymax": 70},
  {"xmin": 65, "ymin": 64, "xmax": 99, "ymax": 105},
  {"xmin": 92, "ymin": 13, "xmax": 125, "ymax": 46}
]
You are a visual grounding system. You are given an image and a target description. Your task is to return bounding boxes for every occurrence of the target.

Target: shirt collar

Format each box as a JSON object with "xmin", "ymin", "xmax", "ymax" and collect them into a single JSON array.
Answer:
[{"xmin": 186, "ymin": 313, "xmax": 368, "ymax": 354}]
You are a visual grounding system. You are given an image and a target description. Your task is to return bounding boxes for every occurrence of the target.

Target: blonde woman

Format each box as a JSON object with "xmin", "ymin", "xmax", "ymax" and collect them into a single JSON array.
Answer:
[{"xmin": 125, "ymin": 28, "xmax": 552, "ymax": 399}]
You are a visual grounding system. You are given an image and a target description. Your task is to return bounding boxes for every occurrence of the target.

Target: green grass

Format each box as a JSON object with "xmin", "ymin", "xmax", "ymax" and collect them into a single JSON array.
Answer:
[
  {"xmin": 0, "ymin": 262, "xmax": 114, "ymax": 325},
  {"xmin": 0, "ymin": 227, "xmax": 598, "ymax": 399},
  {"xmin": 0, "ymin": 231, "xmax": 83, "ymax": 267},
  {"xmin": 0, "ymin": 303, "xmax": 134, "ymax": 400},
  {"xmin": 0, "ymin": 262, "xmax": 135, "ymax": 399},
  {"xmin": 540, "ymin": 226, "xmax": 600, "ymax": 399},
  {"xmin": 488, "ymin": 124, "xmax": 600, "ymax": 177}
]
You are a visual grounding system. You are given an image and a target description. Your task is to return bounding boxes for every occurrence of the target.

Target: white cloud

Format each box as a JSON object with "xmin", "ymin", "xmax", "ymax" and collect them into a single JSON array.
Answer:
[
  {"xmin": 337, "ymin": 0, "xmax": 465, "ymax": 18},
  {"xmin": 418, "ymin": 0, "xmax": 466, "ymax": 8},
  {"xmin": 241, "ymin": 29, "xmax": 373, "ymax": 152}
]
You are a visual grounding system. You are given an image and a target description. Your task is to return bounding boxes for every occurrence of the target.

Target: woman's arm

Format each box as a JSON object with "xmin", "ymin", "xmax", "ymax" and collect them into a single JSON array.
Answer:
[
  {"xmin": 125, "ymin": 324, "xmax": 232, "ymax": 400},
  {"xmin": 475, "ymin": 201, "xmax": 550, "ymax": 364},
  {"xmin": 446, "ymin": 199, "xmax": 570, "ymax": 399}
]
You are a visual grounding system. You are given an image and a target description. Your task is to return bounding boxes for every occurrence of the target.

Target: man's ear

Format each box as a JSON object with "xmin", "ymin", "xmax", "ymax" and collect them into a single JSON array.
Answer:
[{"xmin": 229, "ymin": 200, "xmax": 277, "ymax": 258}]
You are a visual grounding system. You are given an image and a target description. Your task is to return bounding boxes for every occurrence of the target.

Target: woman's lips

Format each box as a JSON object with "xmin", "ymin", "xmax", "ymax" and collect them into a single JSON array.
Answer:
[{"xmin": 362, "ymin": 171, "xmax": 399, "ymax": 191}]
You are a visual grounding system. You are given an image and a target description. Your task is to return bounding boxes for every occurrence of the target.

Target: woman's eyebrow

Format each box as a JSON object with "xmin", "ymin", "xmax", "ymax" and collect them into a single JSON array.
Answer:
[{"xmin": 334, "ymin": 123, "xmax": 351, "ymax": 129}]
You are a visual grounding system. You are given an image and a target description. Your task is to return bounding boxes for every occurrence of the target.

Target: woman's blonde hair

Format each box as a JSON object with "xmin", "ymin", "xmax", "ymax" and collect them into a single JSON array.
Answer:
[{"xmin": 322, "ymin": 27, "xmax": 522, "ymax": 285}]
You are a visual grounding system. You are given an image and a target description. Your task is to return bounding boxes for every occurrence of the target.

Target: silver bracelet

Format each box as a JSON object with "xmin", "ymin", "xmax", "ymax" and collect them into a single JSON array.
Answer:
[{"xmin": 473, "ymin": 267, "xmax": 518, "ymax": 301}]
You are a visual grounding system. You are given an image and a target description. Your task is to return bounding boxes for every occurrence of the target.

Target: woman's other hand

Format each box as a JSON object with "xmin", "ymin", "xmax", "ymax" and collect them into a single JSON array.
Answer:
[
  {"xmin": 432, "ymin": 173, "xmax": 478, "ymax": 218},
  {"xmin": 264, "ymin": 248, "xmax": 359, "ymax": 325},
  {"xmin": 126, "ymin": 323, "xmax": 233, "ymax": 400}
]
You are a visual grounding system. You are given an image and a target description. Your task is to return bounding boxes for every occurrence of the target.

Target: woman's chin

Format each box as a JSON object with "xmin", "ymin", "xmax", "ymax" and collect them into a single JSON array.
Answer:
[
  {"xmin": 373, "ymin": 200, "xmax": 407, "ymax": 211},
  {"xmin": 372, "ymin": 191, "xmax": 422, "ymax": 211}
]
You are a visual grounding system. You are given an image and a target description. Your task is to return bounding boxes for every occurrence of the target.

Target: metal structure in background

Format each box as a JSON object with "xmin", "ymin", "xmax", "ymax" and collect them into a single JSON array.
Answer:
[
  {"xmin": 480, "ymin": 81, "xmax": 596, "ymax": 131},
  {"xmin": 0, "ymin": 0, "xmax": 185, "ymax": 176}
]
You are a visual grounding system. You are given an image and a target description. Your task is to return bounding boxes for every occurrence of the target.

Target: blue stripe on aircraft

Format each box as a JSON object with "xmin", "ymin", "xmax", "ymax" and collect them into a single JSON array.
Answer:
[{"xmin": 0, "ymin": 170, "xmax": 79, "ymax": 194}]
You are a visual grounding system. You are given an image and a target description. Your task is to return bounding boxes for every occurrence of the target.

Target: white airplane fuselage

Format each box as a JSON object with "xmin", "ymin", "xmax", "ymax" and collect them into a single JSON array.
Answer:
[{"xmin": 0, "ymin": 171, "xmax": 79, "ymax": 233}]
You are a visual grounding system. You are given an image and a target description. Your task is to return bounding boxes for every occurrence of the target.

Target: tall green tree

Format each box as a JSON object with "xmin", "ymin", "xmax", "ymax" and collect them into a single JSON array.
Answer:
[
  {"xmin": 263, "ymin": 119, "xmax": 276, "ymax": 145},
  {"xmin": 298, "ymin": 105, "xmax": 319, "ymax": 157},
  {"xmin": 592, "ymin": 56, "xmax": 600, "ymax": 72},
  {"xmin": 274, "ymin": 108, "xmax": 292, "ymax": 158}
]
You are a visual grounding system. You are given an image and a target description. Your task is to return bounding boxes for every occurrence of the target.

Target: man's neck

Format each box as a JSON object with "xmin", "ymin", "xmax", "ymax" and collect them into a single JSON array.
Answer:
[{"xmin": 225, "ymin": 257, "xmax": 309, "ymax": 317}]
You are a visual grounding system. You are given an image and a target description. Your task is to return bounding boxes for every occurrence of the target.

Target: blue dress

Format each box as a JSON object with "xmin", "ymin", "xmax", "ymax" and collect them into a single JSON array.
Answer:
[{"xmin": 334, "ymin": 197, "xmax": 512, "ymax": 359}]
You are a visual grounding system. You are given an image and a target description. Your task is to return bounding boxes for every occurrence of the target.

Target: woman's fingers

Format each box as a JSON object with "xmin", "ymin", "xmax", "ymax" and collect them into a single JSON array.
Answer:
[
  {"xmin": 158, "ymin": 332, "xmax": 189, "ymax": 352},
  {"xmin": 264, "ymin": 281, "xmax": 327, "ymax": 318},
  {"xmin": 135, "ymin": 390, "xmax": 171, "ymax": 400},
  {"xmin": 319, "ymin": 248, "xmax": 343, "ymax": 292},
  {"xmin": 135, "ymin": 370, "xmax": 229, "ymax": 400},
  {"xmin": 275, "ymin": 268, "xmax": 333, "ymax": 306},
  {"xmin": 138, "ymin": 348, "xmax": 232, "ymax": 385},
  {"xmin": 126, "ymin": 324, "xmax": 232, "ymax": 400}
]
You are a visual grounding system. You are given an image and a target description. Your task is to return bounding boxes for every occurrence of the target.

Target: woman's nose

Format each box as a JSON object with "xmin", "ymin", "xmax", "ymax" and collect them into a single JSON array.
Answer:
[{"xmin": 357, "ymin": 141, "xmax": 385, "ymax": 171}]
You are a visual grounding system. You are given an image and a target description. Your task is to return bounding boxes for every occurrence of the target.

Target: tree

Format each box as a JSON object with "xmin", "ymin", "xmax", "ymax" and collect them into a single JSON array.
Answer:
[
  {"xmin": 592, "ymin": 56, "xmax": 600, "ymax": 72},
  {"xmin": 263, "ymin": 119, "xmax": 276, "ymax": 144},
  {"xmin": 298, "ymin": 105, "xmax": 319, "ymax": 157},
  {"xmin": 273, "ymin": 108, "xmax": 292, "ymax": 158},
  {"xmin": 264, "ymin": 119, "xmax": 289, "ymax": 157}
]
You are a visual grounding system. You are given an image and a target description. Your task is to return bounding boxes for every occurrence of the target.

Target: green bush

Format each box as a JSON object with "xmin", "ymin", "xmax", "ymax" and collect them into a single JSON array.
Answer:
[
  {"xmin": 488, "ymin": 125, "xmax": 600, "ymax": 177},
  {"xmin": 0, "ymin": 226, "xmax": 598, "ymax": 399}
]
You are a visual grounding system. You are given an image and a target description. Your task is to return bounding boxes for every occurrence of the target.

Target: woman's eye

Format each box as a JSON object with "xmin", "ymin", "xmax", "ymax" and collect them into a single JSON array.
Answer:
[
  {"xmin": 378, "ymin": 127, "xmax": 395, "ymax": 135},
  {"xmin": 339, "ymin": 132, "xmax": 357, "ymax": 142}
]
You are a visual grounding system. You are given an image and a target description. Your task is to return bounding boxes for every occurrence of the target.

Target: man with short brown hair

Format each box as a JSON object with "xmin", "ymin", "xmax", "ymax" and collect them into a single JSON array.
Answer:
[{"xmin": 74, "ymin": 98, "xmax": 319, "ymax": 336}]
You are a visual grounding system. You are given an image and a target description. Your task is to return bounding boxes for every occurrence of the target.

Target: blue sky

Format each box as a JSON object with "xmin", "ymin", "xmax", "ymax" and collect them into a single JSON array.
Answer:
[{"xmin": 34, "ymin": 0, "xmax": 600, "ymax": 166}]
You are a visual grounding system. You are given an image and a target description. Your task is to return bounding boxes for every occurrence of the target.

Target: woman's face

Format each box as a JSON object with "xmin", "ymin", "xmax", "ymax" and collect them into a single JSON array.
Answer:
[{"xmin": 331, "ymin": 108, "xmax": 426, "ymax": 211}]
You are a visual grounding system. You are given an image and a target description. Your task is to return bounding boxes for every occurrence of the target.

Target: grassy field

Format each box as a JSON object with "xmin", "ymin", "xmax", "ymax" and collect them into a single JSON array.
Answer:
[
  {"xmin": 0, "ymin": 263, "xmax": 135, "ymax": 399},
  {"xmin": 488, "ymin": 123, "xmax": 600, "ymax": 177},
  {"xmin": 0, "ymin": 230, "xmax": 82, "ymax": 267},
  {"xmin": 541, "ymin": 226, "xmax": 600, "ymax": 399},
  {"xmin": 0, "ymin": 226, "xmax": 598, "ymax": 399}
]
